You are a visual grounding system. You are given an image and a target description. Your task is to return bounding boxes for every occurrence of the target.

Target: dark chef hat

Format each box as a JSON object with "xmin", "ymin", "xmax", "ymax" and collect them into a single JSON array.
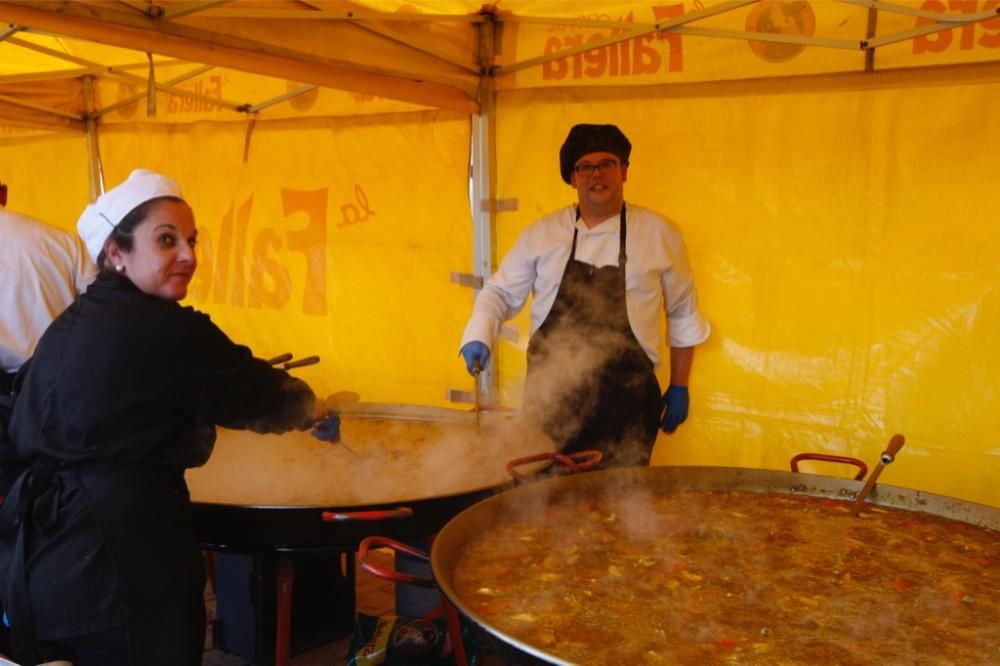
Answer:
[{"xmin": 559, "ymin": 123, "xmax": 632, "ymax": 184}]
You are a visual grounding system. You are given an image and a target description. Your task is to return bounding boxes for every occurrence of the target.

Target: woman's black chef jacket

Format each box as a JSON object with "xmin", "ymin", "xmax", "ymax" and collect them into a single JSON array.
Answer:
[{"xmin": 0, "ymin": 272, "xmax": 316, "ymax": 665}]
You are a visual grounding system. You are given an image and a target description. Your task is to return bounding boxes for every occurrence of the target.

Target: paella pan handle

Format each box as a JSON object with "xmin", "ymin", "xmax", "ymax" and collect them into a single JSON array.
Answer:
[
  {"xmin": 358, "ymin": 536, "xmax": 436, "ymax": 588},
  {"xmin": 790, "ymin": 453, "xmax": 868, "ymax": 481},
  {"xmin": 281, "ymin": 355, "xmax": 320, "ymax": 370},
  {"xmin": 321, "ymin": 507, "xmax": 414, "ymax": 522},
  {"xmin": 265, "ymin": 352, "xmax": 321, "ymax": 371},
  {"xmin": 265, "ymin": 352, "xmax": 293, "ymax": 365},
  {"xmin": 506, "ymin": 450, "xmax": 603, "ymax": 482}
]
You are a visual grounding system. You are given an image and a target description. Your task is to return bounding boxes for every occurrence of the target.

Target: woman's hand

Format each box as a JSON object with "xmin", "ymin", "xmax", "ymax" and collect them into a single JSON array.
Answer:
[
  {"xmin": 308, "ymin": 396, "xmax": 341, "ymax": 441},
  {"xmin": 311, "ymin": 411, "xmax": 341, "ymax": 442},
  {"xmin": 313, "ymin": 396, "xmax": 328, "ymax": 422}
]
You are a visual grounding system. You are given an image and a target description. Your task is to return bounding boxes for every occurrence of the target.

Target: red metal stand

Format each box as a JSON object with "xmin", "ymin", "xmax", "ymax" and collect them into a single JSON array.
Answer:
[{"xmin": 357, "ymin": 536, "xmax": 471, "ymax": 666}]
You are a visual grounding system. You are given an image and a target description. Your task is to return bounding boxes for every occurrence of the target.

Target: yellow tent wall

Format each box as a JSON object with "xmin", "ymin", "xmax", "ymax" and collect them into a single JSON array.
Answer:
[
  {"xmin": 0, "ymin": 128, "xmax": 89, "ymax": 223},
  {"xmin": 492, "ymin": 68, "xmax": 1000, "ymax": 507},
  {"xmin": 1, "ymin": 1, "xmax": 999, "ymax": 509},
  {"xmin": 1, "ymin": 109, "xmax": 474, "ymax": 406}
]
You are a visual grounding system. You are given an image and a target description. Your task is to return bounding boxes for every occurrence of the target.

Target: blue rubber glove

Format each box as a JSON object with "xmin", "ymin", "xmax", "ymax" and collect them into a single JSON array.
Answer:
[
  {"xmin": 660, "ymin": 385, "xmax": 689, "ymax": 433},
  {"xmin": 459, "ymin": 341, "xmax": 490, "ymax": 376},
  {"xmin": 311, "ymin": 411, "xmax": 341, "ymax": 442}
]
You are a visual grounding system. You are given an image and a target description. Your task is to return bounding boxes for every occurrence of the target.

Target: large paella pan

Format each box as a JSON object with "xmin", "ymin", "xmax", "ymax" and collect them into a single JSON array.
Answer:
[{"xmin": 432, "ymin": 465, "xmax": 1000, "ymax": 665}]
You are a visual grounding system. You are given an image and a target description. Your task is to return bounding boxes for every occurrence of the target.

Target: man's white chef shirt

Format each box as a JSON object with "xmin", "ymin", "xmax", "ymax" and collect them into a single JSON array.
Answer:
[
  {"xmin": 0, "ymin": 210, "xmax": 97, "ymax": 374},
  {"xmin": 460, "ymin": 204, "xmax": 710, "ymax": 367}
]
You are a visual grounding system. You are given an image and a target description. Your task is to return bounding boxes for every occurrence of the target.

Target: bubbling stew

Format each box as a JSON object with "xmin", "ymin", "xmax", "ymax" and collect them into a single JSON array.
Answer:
[
  {"xmin": 187, "ymin": 415, "xmax": 553, "ymax": 506},
  {"xmin": 453, "ymin": 490, "xmax": 1000, "ymax": 664}
]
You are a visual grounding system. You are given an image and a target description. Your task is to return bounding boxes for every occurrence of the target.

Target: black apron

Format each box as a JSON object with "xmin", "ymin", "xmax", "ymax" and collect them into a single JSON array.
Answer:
[
  {"xmin": 524, "ymin": 204, "xmax": 662, "ymax": 468},
  {"xmin": 0, "ymin": 461, "xmax": 205, "ymax": 665},
  {"xmin": 0, "ymin": 367, "xmax": 24, "ymax": 488},
  {"xmin": 0, "ymin": 372, "xmax": 14, "ymax": 399}
]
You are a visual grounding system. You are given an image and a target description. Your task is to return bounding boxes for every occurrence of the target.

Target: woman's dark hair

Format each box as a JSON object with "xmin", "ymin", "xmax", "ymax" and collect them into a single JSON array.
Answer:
[{"xmin": 97, "ymin": 195, "xmax": 186, "ymax": 271}]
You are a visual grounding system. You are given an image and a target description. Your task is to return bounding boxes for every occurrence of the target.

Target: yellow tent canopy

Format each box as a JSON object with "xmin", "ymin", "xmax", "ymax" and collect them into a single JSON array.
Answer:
[{"xmin": 1, "ymin": 0, "xmax": 998, "ymax": 506}]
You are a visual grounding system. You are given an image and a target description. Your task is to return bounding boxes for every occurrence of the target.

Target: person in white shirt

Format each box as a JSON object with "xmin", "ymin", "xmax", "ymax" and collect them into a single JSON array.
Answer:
[
  {"xmin": 459, "ymin": 124, "xmax": 711, "ymax": 467},
  {"xmin": 0, "ymin": 209, "xmax": 97, "ymax": 394}
]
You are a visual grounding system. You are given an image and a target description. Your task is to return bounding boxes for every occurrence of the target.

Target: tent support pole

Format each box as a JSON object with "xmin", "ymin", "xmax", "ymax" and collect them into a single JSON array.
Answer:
[
  {"xmin": 471, "ymin": 13, "xmax": 498, "ymax": 406},
  {"xmin": 82, "ymin": 75, "xmax": 104, "ymax": 200}
]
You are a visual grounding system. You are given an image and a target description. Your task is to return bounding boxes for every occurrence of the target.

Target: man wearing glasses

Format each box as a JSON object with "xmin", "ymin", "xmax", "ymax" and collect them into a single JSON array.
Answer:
[{"xmin": 459, "ymin": 123, "xmax": 711, "ymax": 467}]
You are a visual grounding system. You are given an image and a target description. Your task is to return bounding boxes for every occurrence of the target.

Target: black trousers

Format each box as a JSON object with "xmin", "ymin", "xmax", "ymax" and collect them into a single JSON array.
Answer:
[{"xmin": 37, "ymin": 626, "xmax": 130, "ymax": 666}]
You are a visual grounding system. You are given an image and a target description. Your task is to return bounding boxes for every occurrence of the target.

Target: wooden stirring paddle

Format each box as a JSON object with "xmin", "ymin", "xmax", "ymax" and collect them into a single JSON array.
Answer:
[{"xmin": 851, "ymin": 434, "xmax": 906, "ymax": 517}]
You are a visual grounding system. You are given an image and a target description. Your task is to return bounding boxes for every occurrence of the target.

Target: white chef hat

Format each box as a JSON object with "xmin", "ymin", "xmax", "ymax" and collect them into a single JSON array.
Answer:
[{"xmin": 77, "ymin": 168, "xmax": 184, "ymax": 262}]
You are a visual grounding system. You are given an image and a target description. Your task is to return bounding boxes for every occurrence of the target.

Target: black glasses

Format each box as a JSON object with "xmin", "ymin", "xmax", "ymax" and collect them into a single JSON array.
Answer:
[{"xmin": 573, "ymin": 159, "xmax": 620, "ymax": 177}]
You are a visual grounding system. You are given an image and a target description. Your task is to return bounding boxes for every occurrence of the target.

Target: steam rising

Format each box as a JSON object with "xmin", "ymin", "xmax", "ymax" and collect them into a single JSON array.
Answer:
[
  {"xmin": 451, "ymin": 476, "xmax": 1000, "ymax": 664},
  {"xmin": 185, "ymin": 410, "xmax": 556, "ymax": 506},
  {"xmin": 523, "ymin": 301, "xmax": 655, "ymax": 467}
]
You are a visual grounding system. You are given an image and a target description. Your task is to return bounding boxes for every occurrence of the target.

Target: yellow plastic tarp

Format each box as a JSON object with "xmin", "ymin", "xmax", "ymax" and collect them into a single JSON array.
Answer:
[
  {"xmin": 0, "ymin": 128, "xmax": 89, "ymax": 221},
  {"xmin": 97, "ymin": 110, "xmax": 472, "ymax": 406},
  {"xmin": 1, "ymin": 1, "xmax": 999, "ymax": 510},
  {"xmin": 493, "ymin": 69, "xmax": 1000, "ymax": 507},
  {"xmin": 1, "ymin": 110, "xmax": 474, "ymax": 408}
]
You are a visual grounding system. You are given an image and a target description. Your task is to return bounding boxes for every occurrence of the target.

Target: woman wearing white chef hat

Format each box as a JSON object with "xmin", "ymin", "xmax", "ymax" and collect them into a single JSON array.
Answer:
[{"xmin": 0, "ymin": 169, "xmax": 332, "ymax": 666}]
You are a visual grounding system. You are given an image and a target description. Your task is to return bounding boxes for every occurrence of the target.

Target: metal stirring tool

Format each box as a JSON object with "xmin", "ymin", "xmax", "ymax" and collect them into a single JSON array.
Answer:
[
  {"xmin": 473, "ymin": 360, "xmax": 482, "ymax": 434},
  {"xmin": 851, "ymin": 433, "xmax": 905, "ymax": 516}
]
